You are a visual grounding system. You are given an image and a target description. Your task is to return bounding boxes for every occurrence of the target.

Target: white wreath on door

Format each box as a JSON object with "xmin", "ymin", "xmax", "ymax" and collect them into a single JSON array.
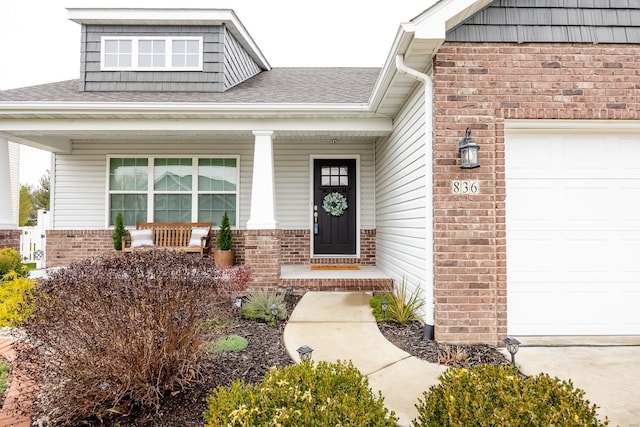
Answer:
[{"xmin": 322, "ymin": 192, "xmax": 348, "ymax": 216}]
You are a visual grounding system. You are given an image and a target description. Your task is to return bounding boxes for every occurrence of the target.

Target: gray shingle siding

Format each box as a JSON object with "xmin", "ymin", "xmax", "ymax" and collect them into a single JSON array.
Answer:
[
  {"xmin": 447, "ymin": 0, "xmax": 640, "ymax": 43},
  {"xmin": 79, "ymin": 24, "xmax": 236, "ymax": 92},
  {"xmin": 223, "ymin": 27, "xmax": 261, "ymax": 90}
]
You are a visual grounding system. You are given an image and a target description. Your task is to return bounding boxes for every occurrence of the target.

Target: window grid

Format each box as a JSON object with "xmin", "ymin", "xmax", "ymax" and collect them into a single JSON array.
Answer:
[
  {"xmin": 101, "ymin": 36, "xmax": 203, "ymax": 71},
  {"xmin": 108, "ymin": 156, "xmax": 238, "ymax": 227},
  {"xmin": 321, "ymin": 166, "xmax": 349, "ymax": 187}
]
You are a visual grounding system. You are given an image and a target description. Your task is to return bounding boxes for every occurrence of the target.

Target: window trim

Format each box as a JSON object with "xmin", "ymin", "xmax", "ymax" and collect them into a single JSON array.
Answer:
[
  {"xmin": 106, "ymin": 155, "xmax": 239, "ymax": 228},
  {"xmin": 100, "ymin": 36, "xmax": 204, "ymax": 71}
]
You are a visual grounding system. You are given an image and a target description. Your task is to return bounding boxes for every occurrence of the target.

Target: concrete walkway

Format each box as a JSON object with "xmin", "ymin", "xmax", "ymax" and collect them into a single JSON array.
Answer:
[
  {"xmin": 515, "ymin": 346, "xmax": 640, "ymax": 427},
  {"xmin": 283, "ymin": 291, "xmax": 445, "ymax": 426},
  {"xmin": 284, "ymin": 292, "xmax": 640, "ymax": 427}
]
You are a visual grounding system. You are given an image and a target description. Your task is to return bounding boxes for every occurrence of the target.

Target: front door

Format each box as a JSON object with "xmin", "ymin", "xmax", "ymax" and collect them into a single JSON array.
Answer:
[{"xmin": 313, "ymin": 159, "xmax": 356, "ymax": 255}]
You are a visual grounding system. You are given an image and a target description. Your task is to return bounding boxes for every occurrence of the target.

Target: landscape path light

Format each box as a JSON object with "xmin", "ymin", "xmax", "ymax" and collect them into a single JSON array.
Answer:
[
  {"xmin": 269, "ymin": 303, "xmax": 279, "ymax": 327},
  {"xmin": 296, "ymin": 345, "xmax": 313, "ymax": 361},
  {"xmin": 381, "ymin": 299, "xmax": 389, "ymax": 319},
  {"xmin": 503, "ymin": 337, "xmax": 521, "ymax": 367}
]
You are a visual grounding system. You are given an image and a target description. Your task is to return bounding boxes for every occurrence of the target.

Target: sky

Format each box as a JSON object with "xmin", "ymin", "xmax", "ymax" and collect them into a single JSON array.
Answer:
[{"xmin": 0, "ymin": 0, "xmax": 433, "ymax": 186}]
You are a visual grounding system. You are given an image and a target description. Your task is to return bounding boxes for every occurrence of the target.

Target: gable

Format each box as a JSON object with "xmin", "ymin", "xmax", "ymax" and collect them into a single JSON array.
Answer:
[{"xmin": 446, "ymin": 0, "xmax": 640, "ymax": 43}]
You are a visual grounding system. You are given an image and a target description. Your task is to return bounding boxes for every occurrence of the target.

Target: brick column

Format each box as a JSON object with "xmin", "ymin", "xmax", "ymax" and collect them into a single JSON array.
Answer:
[
  {"xmin": 0, "ymin": 229, "xmax": 21, "ymax": 252},
  {"xmin": 244, "ymin": 229, "xmax": 281, "ymax": 289}
]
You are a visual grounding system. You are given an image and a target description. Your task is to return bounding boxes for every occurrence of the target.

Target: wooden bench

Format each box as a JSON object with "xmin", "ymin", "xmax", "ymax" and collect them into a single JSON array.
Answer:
[{"xmin": 122, "ymin": 222, "xmax": 212, "ymax": 256}]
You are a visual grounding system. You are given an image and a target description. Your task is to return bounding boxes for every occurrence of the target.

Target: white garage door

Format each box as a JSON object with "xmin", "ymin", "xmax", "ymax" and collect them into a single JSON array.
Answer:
[{"xmin": 506, "ymin": 130, "xmax": 640, "ymax": 336}]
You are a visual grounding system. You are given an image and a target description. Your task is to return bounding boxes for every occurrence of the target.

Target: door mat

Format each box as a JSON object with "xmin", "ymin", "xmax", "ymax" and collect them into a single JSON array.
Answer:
[{"xmin": 310, "ymin": 264, "xmax": 360, "ymax": 270}]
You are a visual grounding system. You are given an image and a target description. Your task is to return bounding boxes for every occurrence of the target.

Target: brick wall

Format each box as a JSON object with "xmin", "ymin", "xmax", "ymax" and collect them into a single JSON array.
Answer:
[
  {"xmin": 280, "ymin": 229, "xmax": 377, "ymax": 265},
  {"xmin": 244, "ymin": 229, "xmax": 281, "ymax": 287},
  {"xmin": 47, "ymin": 230, "xmax": 115, "ymax": 266},
  {"xmin": 0, "ymin": 229, "xmax": 21, "ymax": 252},
  {"xmin": 433, "ymin": 42, "xmax": 640, "ymax": 345}
]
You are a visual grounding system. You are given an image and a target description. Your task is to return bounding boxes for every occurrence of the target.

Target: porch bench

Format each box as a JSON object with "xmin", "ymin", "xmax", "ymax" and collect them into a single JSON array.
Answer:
[{"xmin": 122, "ymin": 222, "xmax": 212, "ymax": 256}]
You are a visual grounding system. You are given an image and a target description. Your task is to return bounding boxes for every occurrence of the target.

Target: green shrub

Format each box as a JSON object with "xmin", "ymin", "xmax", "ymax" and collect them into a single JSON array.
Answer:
[
  {"xmin": 242, "ymin": 290, "xmax": 287, "ymax": 325},
  {"xmin": 0, "ymin": 358, "xmax": 9, "ymax": 397},
  {"xmin": 22, "ymin": 250, "xmax": 251, "ymax": 424},
  {"xmin": 0, "ymin": 247, "xmax": 27, "ymax": 278},
  {"xmin": 217, "ymin": 211, "xmax": 233, "ymax": 250},
  {"xmin": 111, "ymin": 212, "xmax": 126, "ymax": 250},
  {"xmin": 414, "ymin": 364, "xmax": 609, "ymax": 426},
  {"xmin": 371, "ymin": 278, "xmax": 424, "ymax": 324},
  {"xmin": 201, "ymin": 334, "xmax": 248, "ymax": 354},
  {"xmin": 0, "ymin": 272, "xmax": 35, "ymax": 327},
  {"xmin": 204, "ymin": 360, "xmax": 397, "ymax": 427}
]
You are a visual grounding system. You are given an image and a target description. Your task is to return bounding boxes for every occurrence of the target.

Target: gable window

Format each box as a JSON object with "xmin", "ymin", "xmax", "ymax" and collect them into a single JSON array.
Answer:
[
  {"xmin": 101, "ymin": 37, "xmax": 203, "ymax": 71},
  {"xmin": 108, "ymin": 156, "xmax": 237, "ymax": 227}
]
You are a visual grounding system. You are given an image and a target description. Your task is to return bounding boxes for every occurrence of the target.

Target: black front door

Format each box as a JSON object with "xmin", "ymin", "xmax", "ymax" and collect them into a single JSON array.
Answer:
[{"xmin": 313, "ymin": 159, "xmax": 356, "ymax": 255}]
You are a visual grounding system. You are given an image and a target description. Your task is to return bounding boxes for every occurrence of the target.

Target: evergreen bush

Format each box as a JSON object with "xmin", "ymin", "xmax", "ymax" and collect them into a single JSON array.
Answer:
[
  {"xmin": 0, "ymin": 247, "xmax": 27, "ymax": 278},
  {"xmin": 414, "ymin": 364, "xmax": 609, "ymax": 426},
  {"xmin": 204, "ymin": 360, "xmax": 397, "ymax": 427},
  {"xmin": 0, "ymin": 272, "xmax": 35, "ymax": 327},
  {"xmin": 217, "ymin": 211, "xmax": 233, "ymax": 250},
  {"xmin": 111, "ymin": 212, "xmax": 127, "ymax": 250}
]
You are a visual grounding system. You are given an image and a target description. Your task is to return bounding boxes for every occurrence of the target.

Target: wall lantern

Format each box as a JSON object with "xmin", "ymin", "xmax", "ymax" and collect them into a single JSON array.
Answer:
[
  {"xmin": 458, "ymin": 127, "xmax": 480, "ymax": 169},
  {"xmin": 296, "ymin": 345, "xmax": 314, "ymax": 361},
  {"xmin": 503, "ymin": 337, "xmax": 521, "ymax": 367}
]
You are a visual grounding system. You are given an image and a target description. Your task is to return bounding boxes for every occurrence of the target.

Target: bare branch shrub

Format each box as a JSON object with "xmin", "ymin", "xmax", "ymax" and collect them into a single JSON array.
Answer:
[{"xmin": 21, "ymin": 250, "xmax": 250, "ymax": 424}]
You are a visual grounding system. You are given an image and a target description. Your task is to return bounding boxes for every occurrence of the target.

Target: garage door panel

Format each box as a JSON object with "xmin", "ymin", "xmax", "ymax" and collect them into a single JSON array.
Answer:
[{"xmin": 506, "ymin": 130, "xmax": 640, "ymax": 336}]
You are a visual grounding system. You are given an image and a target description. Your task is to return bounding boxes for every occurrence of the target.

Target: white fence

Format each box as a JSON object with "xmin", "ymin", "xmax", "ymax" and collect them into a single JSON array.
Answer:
[{"xmin": 19, "ymin": 210, "xmax": 49, "ymax": 269}]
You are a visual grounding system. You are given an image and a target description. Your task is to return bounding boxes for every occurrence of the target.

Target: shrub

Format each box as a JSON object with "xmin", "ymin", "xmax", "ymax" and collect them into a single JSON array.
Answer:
[
  {"xmin": 0, "ymin": 247, "xmax": 27, "ymax": 278},
  {"xmin": 204, "ymin": 360, "xmax": 397, "ymax": 427},
  {"xmin": 242, "ymin": 290, "xmax": 287, "ymax": 325},
  {"xmin": 201, "ymin": 334, "xmax": 248, "ymax": 354},
  {"xmin": 0, "ymin": 272, "xmax": 35, "ymax": 327},
  {"xmin": 0, "ymin": 358, "xmax": 9, "ymax": 398},
  {"xmin": 21, "ymin": 250, "xmax": 250, "ymax": 424},
  {"xmin": 111, "ymin": 212, "xmax": 126, "ymax": 250},
  {"xmin": 217, "ymin": 211, "xmax": 233, "ymax": 250},
  {"xmin": 371, "ymin": 278, "xmax": 424, "ymax": 324},
  {"xmin": 414, "ymin": 364, "xmax": 609, "ymax": 426}
]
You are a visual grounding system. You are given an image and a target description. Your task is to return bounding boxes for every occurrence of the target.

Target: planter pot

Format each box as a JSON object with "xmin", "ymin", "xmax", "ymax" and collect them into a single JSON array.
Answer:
[{"xmin": 213, "ymin": 249, "xmax": 235, "ymax": 268}]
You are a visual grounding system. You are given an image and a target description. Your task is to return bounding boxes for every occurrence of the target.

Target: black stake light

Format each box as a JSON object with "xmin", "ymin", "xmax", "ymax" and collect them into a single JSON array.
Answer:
[
  {"xmin": 270, "ymin": 303, "xmax": 279, "ymax": 327},
  {"xmin": 296, "ymin": 345, "xmax": 314, "ymax": 361},
  {"xmin": 381, "ymin": 299, "xmax": 389, "ymax": 319},
  {"xmin": 503, "ymin": 337, "xmax": 521, "ymax": 367},
  {"xmin": 458, "ymin": 127, "xmax": 480, "ymax": 169}
]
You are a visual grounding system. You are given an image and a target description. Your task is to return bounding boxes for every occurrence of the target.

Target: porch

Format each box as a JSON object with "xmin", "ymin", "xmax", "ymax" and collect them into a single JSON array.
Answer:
[{"xmin": 278, "ymin": 264, "xmax": 392, "ymax": 293}]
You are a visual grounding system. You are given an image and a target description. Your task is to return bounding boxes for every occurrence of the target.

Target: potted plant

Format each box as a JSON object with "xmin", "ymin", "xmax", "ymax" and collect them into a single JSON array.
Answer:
[
  {"xmin": 112, "ymin": 212, "xmax": 127, "ymax": 250},
  {"xmin": 213, "ymin": 211, "xmax": 235, "ymax": 268}
]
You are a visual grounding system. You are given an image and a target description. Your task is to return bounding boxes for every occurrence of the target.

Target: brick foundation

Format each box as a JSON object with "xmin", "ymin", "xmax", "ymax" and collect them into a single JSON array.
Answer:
[
  {"xmin": 46, "ymin": 229, "xmax": 114, "ymax": 267},
  {"xmin": 279, "ymin": 229, "xmax": 376, "ymax": 265},
  {"xmin": 433, "ymin": 42, "xmax": 640, "ymax": 345},
  {"xmin": 0, "ymin": 229, "xmax": 20, "ymax": 252}
]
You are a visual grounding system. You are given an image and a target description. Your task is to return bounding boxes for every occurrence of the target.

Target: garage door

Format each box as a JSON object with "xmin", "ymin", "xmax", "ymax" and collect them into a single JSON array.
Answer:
[{"xmin": 506, "ymin": 130, "xmax": 640, "ymax": 335}]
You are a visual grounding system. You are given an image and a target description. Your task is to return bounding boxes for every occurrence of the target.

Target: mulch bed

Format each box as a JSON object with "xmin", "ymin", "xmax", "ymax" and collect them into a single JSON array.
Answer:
[{"xmin": 26, "ymin": 298, "xmax": 511, "ymax": 426}]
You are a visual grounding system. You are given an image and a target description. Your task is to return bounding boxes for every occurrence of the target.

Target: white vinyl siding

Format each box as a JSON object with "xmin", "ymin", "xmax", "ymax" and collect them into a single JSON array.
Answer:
[
  {"xmin": 52, "ymin": 140, "xmax": 253, "ymax": 229},
  {"xmin": 274, "ymin": 140, "xmax": 375, "ymax": 230},
  {"xmin": 376, "ymin": 87, "xmax": 428, "ymax": 302},
  {"xmin": 52, "ymin": 139, "xmax": 375, "ymax": 230}
]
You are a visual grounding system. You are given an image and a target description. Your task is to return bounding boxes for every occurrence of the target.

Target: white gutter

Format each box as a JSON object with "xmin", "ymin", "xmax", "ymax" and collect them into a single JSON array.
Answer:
[{"xmin": 395, "ymin": 54, "xmax": 435, "ymax": 330}]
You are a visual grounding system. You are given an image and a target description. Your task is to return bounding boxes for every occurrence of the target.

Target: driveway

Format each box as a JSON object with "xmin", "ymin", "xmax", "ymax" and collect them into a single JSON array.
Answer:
[{"xmin": 515, "ymin": 346, "xmax": 640, "ymax": 426}]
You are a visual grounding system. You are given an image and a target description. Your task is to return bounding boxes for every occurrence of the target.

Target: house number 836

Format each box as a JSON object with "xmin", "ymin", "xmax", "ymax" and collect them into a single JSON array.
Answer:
[{"xmin": 452, "ymin": 180, "xmax": 479, "ymax": 194}]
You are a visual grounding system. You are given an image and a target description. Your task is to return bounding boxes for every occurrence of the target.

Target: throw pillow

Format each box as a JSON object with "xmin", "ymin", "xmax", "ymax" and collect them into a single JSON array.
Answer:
[
  {"xmin": 189, "ymin": 227, "xmax": 209, "ymax": 247},
  {"xmin": 130, "ymin": 229, "xmax": 154, "ymax": 248}
]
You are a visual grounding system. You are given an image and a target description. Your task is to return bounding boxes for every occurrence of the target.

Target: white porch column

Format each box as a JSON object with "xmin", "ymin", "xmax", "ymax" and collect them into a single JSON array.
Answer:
[
  {"xmin": 0, "ymin": 136, "xmax": 16, "ymax": 229},
  {"xmin": 247, "ymin": 131, "xmax": 277, "ymax": 229}
]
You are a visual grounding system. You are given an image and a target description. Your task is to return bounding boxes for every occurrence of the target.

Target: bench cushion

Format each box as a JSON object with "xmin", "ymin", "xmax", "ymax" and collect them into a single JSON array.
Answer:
[{"xmin": 130, "ymin": 229, "xmax": 154, "ymax": 248}]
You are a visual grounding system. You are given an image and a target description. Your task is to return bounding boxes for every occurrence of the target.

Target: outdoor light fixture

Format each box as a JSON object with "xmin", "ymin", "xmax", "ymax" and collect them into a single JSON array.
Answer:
[
  {"xmin": 381, "ymin": 299, "xmax": 389, "ymax": 319},
  {"xmin": 458, "ymin": 127, "xmax": 480, "ymax": 169},
  {"xmin": 270, "ymin": 303, "xmax": 279, "ymax": 327},
  {"xmin": 297, "ymin": 345, "xmax": 314, "ymax": 361},
  {"xmin": 503, "ymin": 337, "xmax": 521, "ymax": 367},
  {"xmin": 234, "ymin": 297, "xmax": 243, "ymax": 309}
]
